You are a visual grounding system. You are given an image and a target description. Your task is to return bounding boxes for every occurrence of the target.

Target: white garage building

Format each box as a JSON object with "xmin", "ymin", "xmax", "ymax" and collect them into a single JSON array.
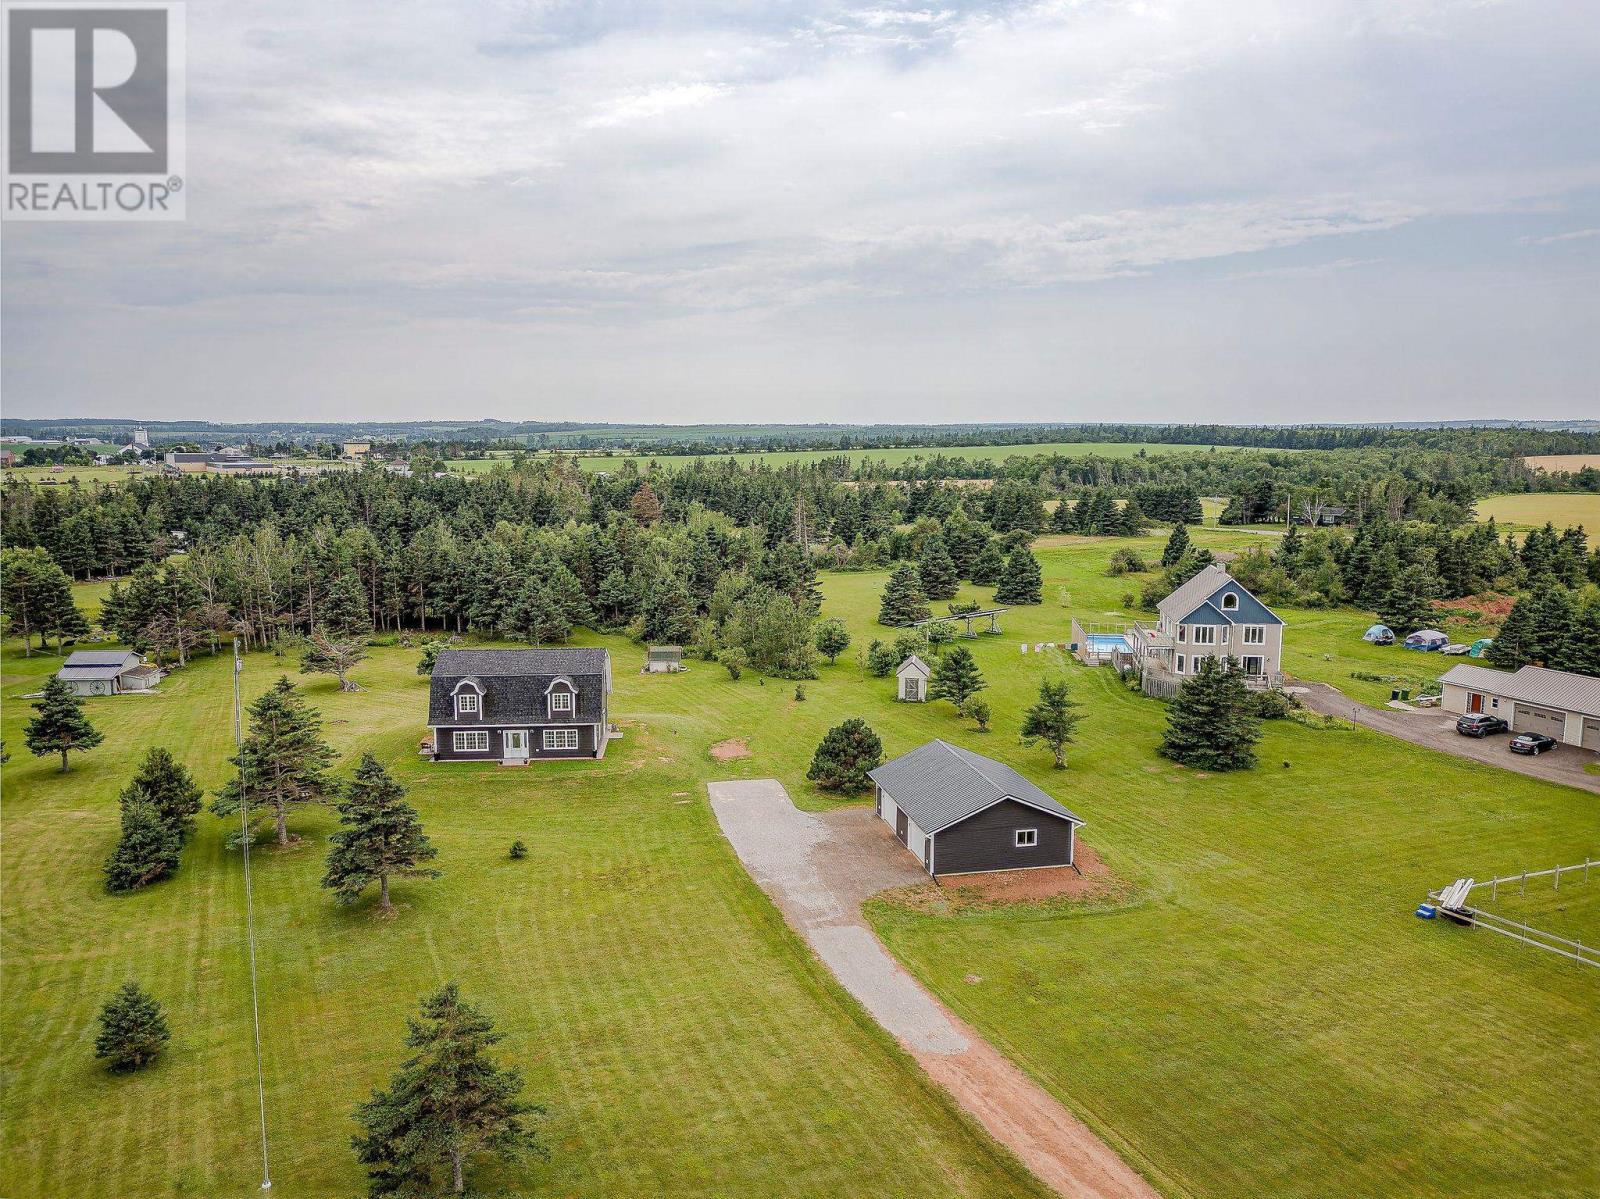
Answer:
[{"xmin": 1440, "ymin": 663, "xmax": 1600, "ymax": 750}]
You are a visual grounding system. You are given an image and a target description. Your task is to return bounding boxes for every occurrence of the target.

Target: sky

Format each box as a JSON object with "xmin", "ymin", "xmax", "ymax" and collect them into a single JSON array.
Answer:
[{"xmin": 4, "ymin": 0, "xmax": 1599, "ymax": 424}]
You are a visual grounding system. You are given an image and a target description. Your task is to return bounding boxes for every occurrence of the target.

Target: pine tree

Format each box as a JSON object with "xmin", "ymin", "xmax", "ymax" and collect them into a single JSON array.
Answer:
[
  {"xmin": 211, "ymin": 677, "xmax": 336, "ymax": 846},
  {"xmin": 917, "ymin": 535, "xmax": 960, "ymax": 601},
  {"xmin": 805, "ymin": 718, "xmax": 884, "ymax": 793},
  {"xmin": 1161, "ymin": 523, "xmax": 1191, "ymax": 568},
  {"xmin": 94, "ymin": 982, "xmax": 171, "ymax": 1071},
  {"xmin": 928, "ymin": 645, "xmax": 986, "ymax": 709},
  {"xmin": 104, "ymin": 794, "xmax": 182, "ymax": 892},
  {"xmin": 993, "ymin": 547, "xmax": 1043, "ymax": 605},
  {"xmin": 1159, "ymin": 657, "xmax": 1261, "ymax": 771},
  {"xmin": 352, "ymin": 983, "xmax": 544, "ymax": 1196},
  {"xmin": 323, "ymin": 753, "xmax": 440, "ymax": 914},
  {"xmin": 1487, "ymin": 593, "xmax": 1537, "ymax": 670},
  {"xmin": 813, "ymin": 618, "xmax": 851, "ymax": 664},
  {"xmin": 640, "ymin": 573, "xmax": 695, "ymax": 644},
  {"xmin": 878, "ymin": 563, "xmax": 931, "ymax": 627},
  {"xmin": 24, "ymin": 677, "xmax": 104, "ymax": 772},
  {"xmin": 1377, "ymin": 565, "xmax": 1438, "ymax": 635},
  {"xmin": 1275, "ymin": 521, "xmax": 1303, "ymax": 569},
  {"xmin": 1019, "ymin": 677, "xmax": 1083, "ymax": 768},
  {"xmin": 124, "ymin": 747, "xmax": 203, "ymax": 840},
  {"xmin": 968, "ymin": 539, "xmax": 1006, "ymax": 586}
]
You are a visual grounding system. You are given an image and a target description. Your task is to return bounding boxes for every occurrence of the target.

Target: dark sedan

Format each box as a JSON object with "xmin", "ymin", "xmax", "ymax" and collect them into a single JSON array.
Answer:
[
  {"xmin": 1509, "ymin": 732, "xmax": 1559, "ymax": 756},
  {"xmin": 1456, "ymin": 714, "xmax": 1509, "ymax": 737}
]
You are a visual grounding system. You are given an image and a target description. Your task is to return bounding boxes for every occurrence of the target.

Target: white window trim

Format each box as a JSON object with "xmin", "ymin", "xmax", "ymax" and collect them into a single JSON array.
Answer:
[
  {"xmin": 549, "ymin": 690, "xmax": 574, "ymax": 714},
  {"xmin": 543, "ymin": 727, "xmax": 579, "ymax": 750},
  {"xmin": 1176, "ymin": 654, "xmax": 1186, "ymax": 674},
  {"xmin": 455, "ymin": 692, "xmax": 479, "ymax": 715},
  {"xmin": 1192, "ymin": 626, "xmax": 1216, "ymax": 645},
  {"xmin": 1221, "ymin": 592, "xmax": 1239, "ymax": 610},
  {"xmin": 1243, "ymin": 625, "xmax": 1265, "ymax": 645},
  {"xmin": 453, "ymin": 730, "xmax": 490, "ymax": 753},
  {"xmin": 1015, "ymin": 828, "xmax": 1038, "ymax": 848}
]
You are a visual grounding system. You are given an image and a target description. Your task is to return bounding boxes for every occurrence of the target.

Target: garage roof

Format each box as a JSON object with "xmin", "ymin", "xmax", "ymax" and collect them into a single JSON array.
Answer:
[
  {"xmin": 869, "ymin": 739, "xmax": 1082, "ymax": 835},
  {"xmin": 1441, "ymin": 663, "xmax": 1600, "ymax": 718}
]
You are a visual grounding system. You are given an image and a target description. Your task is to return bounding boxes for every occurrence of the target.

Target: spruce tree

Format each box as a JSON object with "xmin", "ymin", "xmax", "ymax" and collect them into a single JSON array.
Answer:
[
  {"xmin": 352, "ymin": 983, "xmax": 544, "ymax": 1197},
  {"xmin": 104, "ymin": 794, "xmax": 182, "ymax": 892},
  {"xmin": 211, "ymin": 676, "xmax": 336, "ymax": 846},
  {"xmin": 1050, "ymin": 498, "xmax": 1078, "ymax": 534},
  {"xmin": 323, "ymin": 753, "xmax": 440, "ymax": 913},
  {"xmin": 968, "ymin": 539, "xmax": 1006, "ymax": 586},
  {"xmin": 813, "ymin": 618, "xmax": 851, "ymax": 664},
  {"xmin": 806, "ymin": 718, "xmax": 884, "ymax": 793},
  {"xmin": 1159, "ymin": 657, "xmax": 1261, "ymax": 771},
  {"xmin": 928, "ymin": 645, "xmax": 986, "ymax": 709},
  {"xmin": 1487, "ymin": 593, "xmax": 1536, "ymax": 670},
  {"xmin": 1161, "ymin": 523, "xmax": 1191, "ymax": 568},
  {"xmin": 94, "ymin": 982, "xmax": 171, "ymax": 1071},
  {"xmin": 510, "ymin": 580, "xmax": 572, "ymax": 644},
  {"xmin": 24, "ymin": 677, "xmax": 104, "ymax": 772},
  {"xmin": 993, "ymin": 547, "xmax": 1043, "ymax": 605},
  {"xmin": 124, "ymin": 747, "xmax": 203, "ymax": 840},
  {"xmin": 878, "ymin": 563, "xmax": 931, "ymax": 627},
  {"xmin": 1019, "ymin": 677, "xmax": 1083, "ymax": 768},
  {"xmin": 1377, "ymin": 564, "xmax": 1439, "ymax": 635},
  {"xmin": 917, "ymin": 535, "xmax": 960, "ymax": 601}
]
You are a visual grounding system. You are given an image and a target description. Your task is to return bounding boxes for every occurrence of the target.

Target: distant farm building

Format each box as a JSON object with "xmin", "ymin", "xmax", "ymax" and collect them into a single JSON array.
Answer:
[
  {"xmin": 645, "ymin": 646, "xmax": 684, "ymax": 673},
  {"xmin": 56, "ymin": 650, "xmax": 160, "ymax": 696}
]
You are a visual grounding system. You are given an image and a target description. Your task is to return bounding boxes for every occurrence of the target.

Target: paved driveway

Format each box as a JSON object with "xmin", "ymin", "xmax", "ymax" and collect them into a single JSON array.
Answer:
[
  {"xmin": 1295, "ymin": 682, "xmax": 1600, "ymax": 794},
  {"xmin": 710, "ymin": 779, "xmax": 1158, "ymax": 1199}
]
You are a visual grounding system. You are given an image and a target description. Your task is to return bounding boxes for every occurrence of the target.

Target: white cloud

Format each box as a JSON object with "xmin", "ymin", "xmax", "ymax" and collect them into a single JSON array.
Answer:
[{"xmin": 1517, "ymin": 228, "xmax": 1600, "ymax": 246}]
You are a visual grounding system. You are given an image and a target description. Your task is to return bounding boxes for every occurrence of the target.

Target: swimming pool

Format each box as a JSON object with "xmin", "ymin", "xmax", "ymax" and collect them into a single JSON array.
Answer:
[{"xmin": 1086, "ymin": 634, "xmax": 1131, "ymax": 651}]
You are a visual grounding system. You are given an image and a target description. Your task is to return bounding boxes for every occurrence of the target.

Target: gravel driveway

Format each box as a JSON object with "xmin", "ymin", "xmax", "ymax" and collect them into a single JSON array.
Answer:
[
  {"xmin": 1295, "ymin": 682, "xmax": 1600, "ymax": 794},
  {"xmin": 710, "ymin": 779, "xmax": 1159, "ymax": 1199}
]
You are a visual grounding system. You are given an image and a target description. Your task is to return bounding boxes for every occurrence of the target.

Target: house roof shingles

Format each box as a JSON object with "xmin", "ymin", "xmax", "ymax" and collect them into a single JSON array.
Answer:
[
  {"xmin": 428, "ymin": 648, "xmax": 609, "ymax": 726},
  {"xmin": 1157, "ymin": 564, "xmax": 1283, "ymax": 627},
  {"xmin": 1441, "ymin": 663, "xmax": 1600, "ymax": 718},
  {"xmin": 869, "ymin": 740, "xmax": 1082, "ymax": 834}
]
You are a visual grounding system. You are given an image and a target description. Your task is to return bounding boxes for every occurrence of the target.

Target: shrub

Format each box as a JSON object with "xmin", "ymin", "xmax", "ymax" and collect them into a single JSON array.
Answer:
[
  {"xmin": 508, "ymin": 840, "xmax": 528, "ymax": 860},
  {"xmin": 806, "ymin": 719, "xmax": 885, "ymax": 793},
  {"xmin": 94, "ymin": 982, "xmax": 170, "ymax": 1072},
  {"xmin": 1106, "ymin": 548, "xmax": 1149, "ymax": 576},
  {"xmin": 719, "ymin": 647, "xmax": 748, "ymax": 680},
  {"xmin": 960, "ymin": 695, "xmax": 991, "ymax": 731}
]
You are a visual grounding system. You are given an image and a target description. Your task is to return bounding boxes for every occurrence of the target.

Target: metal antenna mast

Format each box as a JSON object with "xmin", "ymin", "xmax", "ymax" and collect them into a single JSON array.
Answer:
[{"xmin": 233, "ymin": 638, "xmax": 273, "ymax": 1190}]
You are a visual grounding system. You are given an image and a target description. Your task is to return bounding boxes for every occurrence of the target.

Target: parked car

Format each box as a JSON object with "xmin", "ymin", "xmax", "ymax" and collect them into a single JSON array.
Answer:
[
  {"xmin": 1509, "ymin": 732, "xmax": 1558, "ymax": 756},
  {"xmin": 1456, "ymin": 714, "xmax": 1509, "ymax": 737}
]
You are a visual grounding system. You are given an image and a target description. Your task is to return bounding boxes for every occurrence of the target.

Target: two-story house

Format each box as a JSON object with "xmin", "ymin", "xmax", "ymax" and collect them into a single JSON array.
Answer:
[
  {"xmin": 427, "ymin": 648, "xmax": 612, "ymax": 763},
  {"xmin": 1129, "ymin": 564, "xmax": 1284, "ymax": 690}
]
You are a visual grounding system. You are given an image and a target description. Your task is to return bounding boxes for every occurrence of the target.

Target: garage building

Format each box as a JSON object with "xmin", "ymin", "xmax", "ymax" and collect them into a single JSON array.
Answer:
[
  {"xmin": 1440, "ymin": 663, "xmax": 1600, "ymax": 750},
  {"xmin": 869, "ymin": 739, "xmax": 1083, "ymax": 877}
]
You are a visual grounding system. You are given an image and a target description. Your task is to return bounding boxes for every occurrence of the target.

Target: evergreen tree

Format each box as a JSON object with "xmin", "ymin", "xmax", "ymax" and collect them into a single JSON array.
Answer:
[
  {"xmin": 1161, "ymin": 523, "xmax": 1191, "ymax": 568},
  {"xmin": 317, "ymin": 570, "xmax": 371, "ymax": 639},
  {"xmin": 1275, "ymin": 521, "xmax": 1303, "ymax": 569},
  {"xmin": 968, "ymin": 539, "xmax": 1006, "ymax": 586},
  {"xmin": 352, "ymin": 983, "xmax": 544, "ymax": 1197},
  {"xmin": 917, "ymin": 535, "xmax": 960, "ymax": 601},
  {"xmin": 1487, "ymin": 593, "xmax": 1537, "ymax": 670},
  {"xmin": 124, "ymin": 746, "xmax": 203, "ymax": 840},
  {"xmin": 629, "ymin": 482, "xmax": 663, "ymax": 526},
  {"xmin": 813, "ymin": 618, "xmax": 851, "ymax": 664},
  {"xmin": 323, "ymin": 753, "xmax": 440, "ymax": 913},
  {"xmin": 211, "ymin": 677, "xmax": 336, "ymax": 846},
  {"xmin": 639, "ymin": 573, "xmax": 695, "ymax": 644},
  {"xmin": 1377, "ymin": 565, "xmax": 1438, "ymax": 635},
  {"xmin": 24, "ymin": 677, "xmax": 104, "ymax": 772},
  {"xmin": 878, "ymin": 563, "xmax": 931, "ymax": 627},
  {"xmin": 94, "ymin": 982, "xmax": 171, "ymax": 1071},
  {"xmin": 928, "ymin": 645, "xmax": 986, "ymax": 709},
  {"xmin": 2, "ymin": 547, "xmax": 88, "ymax": 655},
  {"xmin": 104, "ymin": 794, "xmax": 182, "ymax": 892},
  {"xmin": 1050, "ymin": 497, "xmax": 1078, "ymax": 534},
  {"xmin": 510, "ymin": 580, "xmax": 572, "ymax": 644},
  {"xmin": 1019, "ymin": 677, "xmax": 1083, "ymax": 768},
  {"xmin": 993, "ymin": 547, "xmax": 1043, "ymax": 605},
  {"xmin": 1159, "ymin": 657, "xmax": 1261, "ymax": 771},
  {"xmin": 805, "ymin": 718, "xmax": 884, "ymax": 793}
]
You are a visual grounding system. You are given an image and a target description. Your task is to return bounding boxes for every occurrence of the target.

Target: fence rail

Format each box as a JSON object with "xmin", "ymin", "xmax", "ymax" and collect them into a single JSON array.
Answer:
[{"xmin": 1425, "ymin": 858, "xmax": 1599, "ymax": 970}]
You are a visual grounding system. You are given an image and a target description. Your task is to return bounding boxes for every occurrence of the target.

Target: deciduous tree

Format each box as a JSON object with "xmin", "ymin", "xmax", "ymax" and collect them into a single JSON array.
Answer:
[
  {"xmin": 813, "ymin": 618, "xmax": 851, "ymax": 664},
  {"xmin": 1019, "ymin": 677, "xmax": 1083, "ymax": 768}
]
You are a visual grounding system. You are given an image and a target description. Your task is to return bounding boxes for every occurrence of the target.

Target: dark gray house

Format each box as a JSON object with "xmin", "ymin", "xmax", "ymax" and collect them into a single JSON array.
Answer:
[
  {"xmin": 427, "ymin": 648, "xmax": 612, "ymax": 764},
  {"xmin": 869, "ymin": 740, "xmax": 1083, "ymax": 877}
]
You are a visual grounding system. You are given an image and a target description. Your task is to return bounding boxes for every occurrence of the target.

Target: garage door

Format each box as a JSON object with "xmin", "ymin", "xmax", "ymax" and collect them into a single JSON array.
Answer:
[
  {"xmin": 1513, "ymin": 704, "xmax": 1566, "ymax": 738},
  {"xmin": 1584, "ymin": 718, "xmax": 1600, "ymax": 752}
]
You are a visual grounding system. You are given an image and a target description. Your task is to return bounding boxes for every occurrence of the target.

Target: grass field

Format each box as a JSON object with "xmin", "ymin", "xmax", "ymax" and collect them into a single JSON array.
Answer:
[
  {"xmin": 1521, "ymin": 455, "xmax": 1600, "ymax": 475},
  {"xmin": 1473, "ymin": 870, "xmax": 1600, "ymax": 948},
  {"xmin": 1474, "ymin": 493, "xmax": 1600, "ymax": 530},
  {"xmin": 445, "ymin": 442, "xmax": 1261, "ymax": 476},
  {"xmin": 4, "ymin": 529, "xmax": 1595, "ymax": 1198},
  {"xmin": 3, "ymin": 460, "xmax": 351, "ymax": 488}
]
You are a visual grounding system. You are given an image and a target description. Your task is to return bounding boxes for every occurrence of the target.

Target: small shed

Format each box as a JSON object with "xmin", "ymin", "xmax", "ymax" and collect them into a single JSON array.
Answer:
[
  {"xmin": 645, "ymin": 646, "xmax": 684, "ymax": 674},
  {"xmin": 56, "ymin": 650, "xmax": 159, "ymax": 696},
  {"xmin": 869, "ymin": 740, "xmax": 1083, "ymax": 877},
  {"xmin": 896, "ymin": 655, "xmax": 931, "ymax": 702}
]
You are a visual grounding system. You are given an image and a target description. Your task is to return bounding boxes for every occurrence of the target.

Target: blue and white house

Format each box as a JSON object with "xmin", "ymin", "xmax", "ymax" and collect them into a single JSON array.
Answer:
[{"xmin": 1129, "ymin": 564, "xmax": 1284, "ymax": 690}]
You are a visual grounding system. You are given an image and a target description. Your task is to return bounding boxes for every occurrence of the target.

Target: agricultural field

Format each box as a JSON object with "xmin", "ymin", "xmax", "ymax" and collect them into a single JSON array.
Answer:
[
  {"xmin": 1521, "ymin": 454, "xmax": 1600, "ymax": 475},
  {"xmin": 2, "ymin": 464, "xmax": 154, "ymax": 487},
  {"xmin": 3, "ymin": 529, "xmax": 1595, "ymax": 1198},
  {"xmin": 1474, "ymin": 492, "xmax": 1600, "ymax": 531},
  {"xmin": 446, "ymin": 442, "xmax": 1261, "ymax": 476}
]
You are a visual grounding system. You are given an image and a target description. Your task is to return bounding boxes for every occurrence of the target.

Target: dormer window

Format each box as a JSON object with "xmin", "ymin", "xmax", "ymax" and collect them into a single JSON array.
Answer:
[
  {"xmin": 455, "ymin": 691, "xmax": 478, "ymax": 716},
  {"xmin": 1221, "ymin": 593, "xmax": 1239, "ymax": 611},
  {"xmin": 550, "ymin": 689, "xmax": 574, "ymax": 714}
]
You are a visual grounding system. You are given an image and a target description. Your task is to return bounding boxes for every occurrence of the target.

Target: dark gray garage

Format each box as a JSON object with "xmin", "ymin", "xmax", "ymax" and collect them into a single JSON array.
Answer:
[{"xmin": 869, "ymin": 739, "xmax": 1083, "ymax": 877}]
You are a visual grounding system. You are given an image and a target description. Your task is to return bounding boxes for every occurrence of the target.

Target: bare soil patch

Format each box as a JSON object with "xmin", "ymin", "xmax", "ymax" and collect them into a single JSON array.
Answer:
[
  {"xmin": 1522, "ymin": 453, "xmax": 1600, "ymax": 474},
  {"xmin": 1433, "ymin": 592, "xmax": 1514, "ymax": 622},
  {"xmin": 709, "ymin": 738, "xmax": 750, "ymax": 761},
  {"xmin": 938, "ymin": 843, "xmax": 1122, "ymax": 906}
]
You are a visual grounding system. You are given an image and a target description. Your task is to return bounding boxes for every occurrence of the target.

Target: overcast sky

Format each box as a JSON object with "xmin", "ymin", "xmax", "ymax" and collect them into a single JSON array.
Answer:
[{"xmin": 5, "ymin": 0, "xmax": 1598, "ymax": 424}]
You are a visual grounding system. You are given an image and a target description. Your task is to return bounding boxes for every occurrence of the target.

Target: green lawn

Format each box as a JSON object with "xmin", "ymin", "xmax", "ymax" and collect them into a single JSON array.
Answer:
[
  {"xmin": 1474, "ymin": 493, "xmax": 1600, "ymax": 531},
  {"xmin": 4, "ymin": 530, "xmax": 1595, "ymax": 1199},
  {"xmin": 446, "ymin": 442, "xmax": 1263, "ymax": 476}
]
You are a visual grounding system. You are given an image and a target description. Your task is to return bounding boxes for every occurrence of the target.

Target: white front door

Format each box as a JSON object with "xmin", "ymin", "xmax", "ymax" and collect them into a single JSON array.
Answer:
[{"xmin": 503, "ymin": 730, "xmax": 529, "ymax": 760}]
